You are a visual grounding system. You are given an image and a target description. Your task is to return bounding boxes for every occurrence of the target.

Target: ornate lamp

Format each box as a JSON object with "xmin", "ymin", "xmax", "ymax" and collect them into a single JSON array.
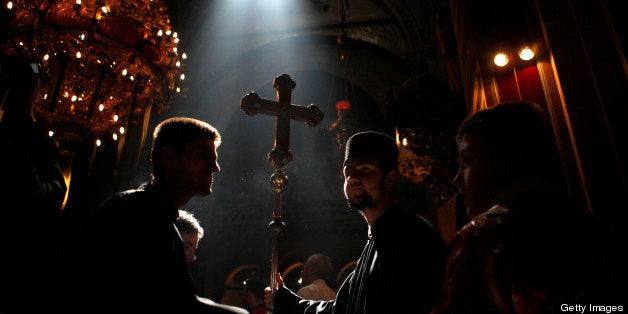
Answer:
[
  {"xmin": 328, "ymin": 99, "xmax": 355, "ymax": 153},
  {"xmin": 2, "ymin": 0, "xmax": 187, "ymax": 208},
  {"xmin": 2, "ymin": 0, "xmax": 186, "ymax": 163},
  {"xmin": 386, "ymin": 72, "xmax": 466, "ymax": 208}
]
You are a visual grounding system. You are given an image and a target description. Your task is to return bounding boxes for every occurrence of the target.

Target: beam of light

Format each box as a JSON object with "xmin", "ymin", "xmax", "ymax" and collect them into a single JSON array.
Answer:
[{"xmin": 179, "ymin": 0, "xmax": 317, "ymax": 107}]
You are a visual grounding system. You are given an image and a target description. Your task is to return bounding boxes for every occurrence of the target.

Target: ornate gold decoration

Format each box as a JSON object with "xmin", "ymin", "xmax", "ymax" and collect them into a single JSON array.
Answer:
[
  {"xmin": 387, "ymin": 73, "xmax": 466, "ymax": 207},
  {"xmin": 2, "ymin": 0, "xmax": 186, "ymax": 148}
]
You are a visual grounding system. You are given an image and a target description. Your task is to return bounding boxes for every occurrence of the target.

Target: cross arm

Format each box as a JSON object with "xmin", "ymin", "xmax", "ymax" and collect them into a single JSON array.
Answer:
[{"xmin": 241, "ymin": 92, "xmax": 324, "ymax": 127}]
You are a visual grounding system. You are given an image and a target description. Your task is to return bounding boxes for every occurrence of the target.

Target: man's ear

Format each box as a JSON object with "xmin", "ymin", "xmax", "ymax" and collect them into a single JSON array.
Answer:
[
  {"xmin": 159, "ymin": 146, "xmax": 178, "ymax": 168},
  {"xmin": 384, "ymin": 170, "xmax": 398, "ymax": 191}
]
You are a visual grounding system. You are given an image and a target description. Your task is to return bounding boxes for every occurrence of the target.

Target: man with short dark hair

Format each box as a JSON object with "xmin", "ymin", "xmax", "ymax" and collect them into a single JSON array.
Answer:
[
  {"xmin": 80, "ymin": 117, "xmax": 248, "ymax": 314},
  {"xmin": 267, "ymin": 131, "xmax": 447, "ymax": 314}
]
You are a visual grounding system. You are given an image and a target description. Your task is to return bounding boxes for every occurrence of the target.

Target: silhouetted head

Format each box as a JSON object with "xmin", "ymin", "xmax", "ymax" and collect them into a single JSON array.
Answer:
[
  {"xmin": 344, "ymin": 131, "xmax": 399, "ymax": 175},
  {"xmin": 453, "ymin": 101, "xmax": 565, "ymax": 217},
  {"xmin": 0, "ymin": 52, "xmax": 43, "ymax": 122}
]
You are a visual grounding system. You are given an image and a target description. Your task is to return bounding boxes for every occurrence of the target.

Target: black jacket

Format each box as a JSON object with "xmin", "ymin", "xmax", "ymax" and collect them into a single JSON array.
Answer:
[
  {"xmin": 79, "ymin": 184, "xmax": 247, "ymax": 314},
  {"xmin": 274, "ymin": 203, "xmax": 447, "ymax": 314}
]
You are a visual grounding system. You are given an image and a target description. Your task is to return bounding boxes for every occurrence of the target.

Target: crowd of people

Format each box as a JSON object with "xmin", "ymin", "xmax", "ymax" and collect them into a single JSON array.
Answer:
[{"xmin": 1, "ymin": 50, "xmax": 624, "ymax": 314}]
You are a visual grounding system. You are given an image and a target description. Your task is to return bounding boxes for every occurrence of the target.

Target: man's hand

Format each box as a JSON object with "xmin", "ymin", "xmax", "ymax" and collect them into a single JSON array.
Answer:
[{"xmin": 264, "ymin": 273, "xmax": 284, "ymax": 310}]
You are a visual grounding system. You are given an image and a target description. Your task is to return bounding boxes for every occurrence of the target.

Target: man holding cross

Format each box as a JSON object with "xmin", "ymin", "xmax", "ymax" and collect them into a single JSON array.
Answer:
[{"xmin": 265, "ymin": 131, "xmax": 448, "ymax": 314}]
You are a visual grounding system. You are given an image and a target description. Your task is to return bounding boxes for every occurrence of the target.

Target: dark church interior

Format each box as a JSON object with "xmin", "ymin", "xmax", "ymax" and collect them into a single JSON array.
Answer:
[{"xmin": 1, "ymin": 0, "xmax": 626, "ymax": 307}]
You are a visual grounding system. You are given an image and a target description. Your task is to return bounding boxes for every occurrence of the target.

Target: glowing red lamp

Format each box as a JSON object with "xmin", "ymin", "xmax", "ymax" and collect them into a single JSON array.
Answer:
[{"xmin": 335, "ymin": 100, "xmax": 351, "ymax": 111}]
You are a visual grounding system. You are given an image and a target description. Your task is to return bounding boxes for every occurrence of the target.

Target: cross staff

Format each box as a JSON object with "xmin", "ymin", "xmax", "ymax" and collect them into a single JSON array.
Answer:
[{"xmin": 240, "ymin": 74, "xmax": 323, "ymax": 312}]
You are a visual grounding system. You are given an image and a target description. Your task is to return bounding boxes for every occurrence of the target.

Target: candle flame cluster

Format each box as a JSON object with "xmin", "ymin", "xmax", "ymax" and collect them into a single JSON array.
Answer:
[{"xmin": 2, "ymin": 0, "xmax": 187, "ymax": 149}]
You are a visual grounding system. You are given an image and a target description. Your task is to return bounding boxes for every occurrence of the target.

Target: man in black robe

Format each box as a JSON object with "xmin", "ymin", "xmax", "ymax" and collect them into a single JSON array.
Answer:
[{"xmin": 268, "ymin": 131, "xmax": 447, "ymax": 314}]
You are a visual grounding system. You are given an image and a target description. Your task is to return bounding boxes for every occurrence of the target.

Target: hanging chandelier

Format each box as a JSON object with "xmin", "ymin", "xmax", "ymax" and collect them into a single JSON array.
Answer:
[{"xmin": 1, "ymin": 0, "xmax": 187, "ymax": 150}]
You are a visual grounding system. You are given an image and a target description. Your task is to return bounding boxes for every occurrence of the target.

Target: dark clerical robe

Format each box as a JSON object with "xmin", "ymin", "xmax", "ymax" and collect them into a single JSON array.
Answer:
[{"xmin": 273, "ymin": 203, "xmax": 447, "ymax": 314}]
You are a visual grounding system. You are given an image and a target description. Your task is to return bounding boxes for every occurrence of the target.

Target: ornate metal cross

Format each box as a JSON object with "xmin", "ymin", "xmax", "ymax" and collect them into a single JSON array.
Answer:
[{"xmin": 240, "ymin": 74, "xmax": 324, "ymax": 311}]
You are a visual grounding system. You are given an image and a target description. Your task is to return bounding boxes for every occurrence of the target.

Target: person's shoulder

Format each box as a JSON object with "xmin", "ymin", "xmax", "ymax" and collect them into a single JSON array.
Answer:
[
  {"xmin": 296, "ymin": 285, "xmax": 316, "ymax": 299},
  {"xmin": 386, "ymin": 203, "xmax": 424, "ymax": 221},
  {"xmin": 396, "ymin": 206, "xmax": 441, "ymax": 235},
  {"xmin": 297, "ymin": 284, "xmax": 313, "ymax": 294},
  {"xmin": 386, "ymin": 205, "xmax": 447, "ymax": 247},
  {"xmin": 92, "ymin": 188, "xmax": 146, "ymax": 216},
  {"xmin": 451, "ymin": 206, "xmax": 531, "ymax": 251},
  {"xmin": 447, "ymin": 216, "xmax": 503, "ymax": 257},
  {"xmin": 458, "ymin": 207, "xmax": 509, "ymax": 235},
  {"xmin": 101, "ymin": 188, "xmax": 145, "ymax": 204}
]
